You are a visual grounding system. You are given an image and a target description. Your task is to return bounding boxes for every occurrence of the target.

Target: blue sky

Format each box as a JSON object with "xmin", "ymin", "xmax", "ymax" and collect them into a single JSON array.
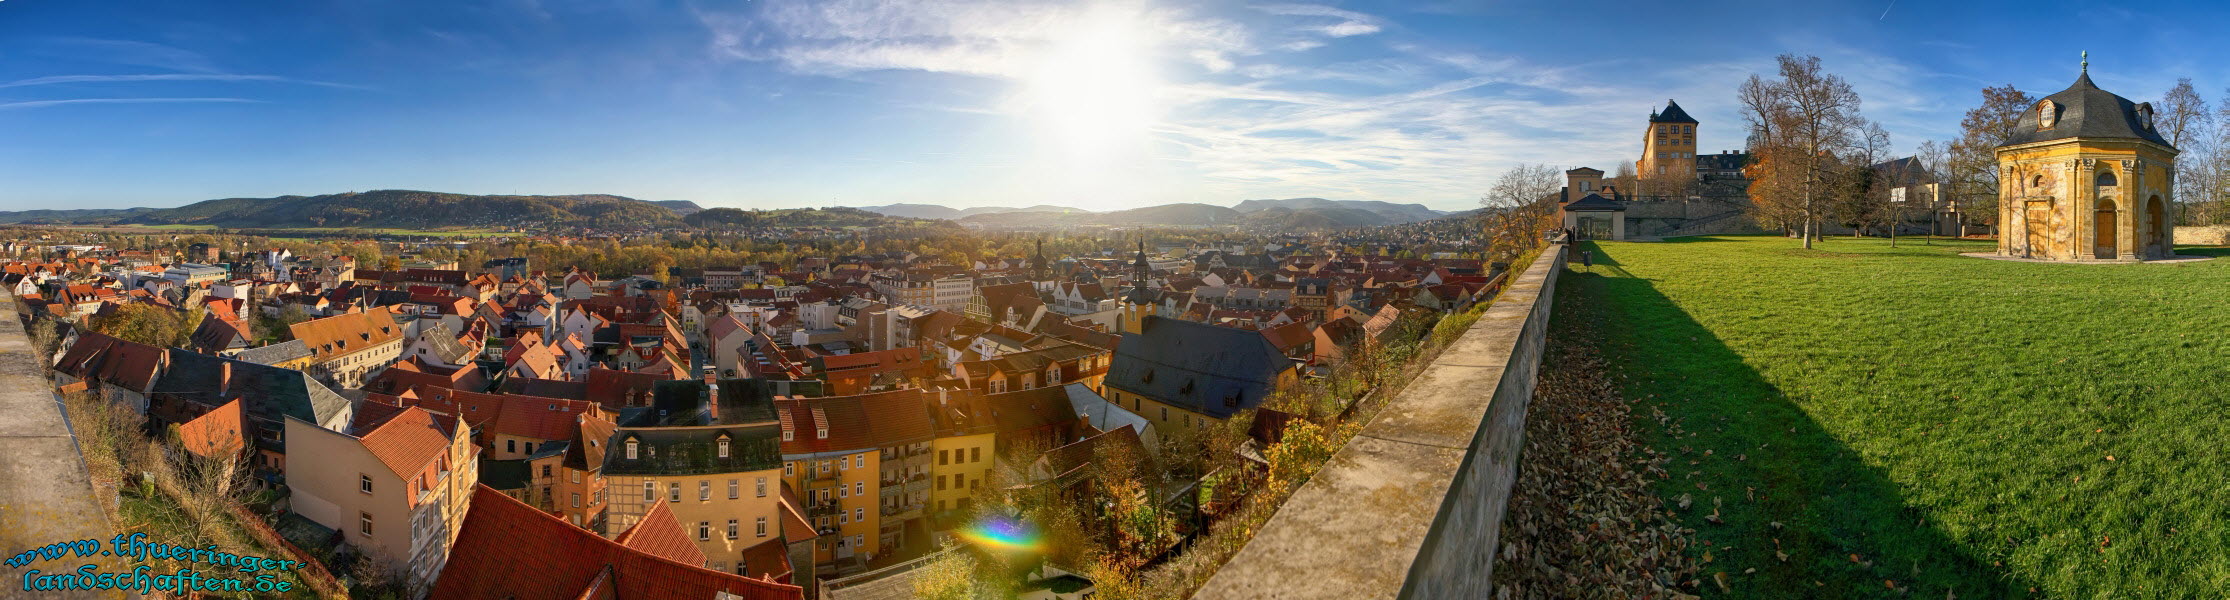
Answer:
[{"xmin": 1, "ymin": 0, "xmax": 2225, "ymax": 212}]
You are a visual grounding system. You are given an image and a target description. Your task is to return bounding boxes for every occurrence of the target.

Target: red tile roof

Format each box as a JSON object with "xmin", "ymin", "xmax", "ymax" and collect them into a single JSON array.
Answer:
[
  {"xmin": 432, "ymin": 486, "xmax": 804, "ymax": 600},
  {"xmin": 357, "ymin": 407, "xmax": 454, "ymax": 483},
  {"xmin": 177, "ymin": 399, "xmax": 248, "ymax": 458},
  {"xmin": 614, "ymin": 500, "xmax": 709, "ymax": 567}
]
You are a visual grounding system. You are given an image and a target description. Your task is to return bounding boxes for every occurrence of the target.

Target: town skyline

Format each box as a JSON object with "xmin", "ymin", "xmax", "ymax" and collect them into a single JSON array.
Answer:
[{"xmin": 4, "ymin": 0, "xmax": 2228, "ymax": 212}]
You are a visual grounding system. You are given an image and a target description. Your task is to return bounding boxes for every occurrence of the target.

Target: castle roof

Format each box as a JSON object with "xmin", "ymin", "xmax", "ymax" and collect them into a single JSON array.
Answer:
[
  {"xmin": 1650, "ymin": 99, "xmax": 1698, "ymax": 124},
  {"xmin": 2000, "ymin": 71, "xmax": 2175, "ymax": 149}
]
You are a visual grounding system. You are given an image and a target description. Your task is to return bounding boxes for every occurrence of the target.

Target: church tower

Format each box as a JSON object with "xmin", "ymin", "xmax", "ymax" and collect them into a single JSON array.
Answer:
[
  {"xmin": 1997, "ymin": 55, "xmax": 2180, "ymax": 261},
  {"xmin": 1030, "ymin": 238, "xmax": 1050, "ymax": 280},
  {"xmin": 1118, "ymin": 240, "xmax": 1157, "ymax": 334},
  {"xmin": 1638, "ymin": 99, "xmax": 1699, "ymax": 179}
]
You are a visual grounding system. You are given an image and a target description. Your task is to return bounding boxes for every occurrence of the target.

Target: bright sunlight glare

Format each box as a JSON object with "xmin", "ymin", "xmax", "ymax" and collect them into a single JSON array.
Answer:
[{"xmin": 1014, "ymin": 2, "xmax": 1163, "ymax": 164}]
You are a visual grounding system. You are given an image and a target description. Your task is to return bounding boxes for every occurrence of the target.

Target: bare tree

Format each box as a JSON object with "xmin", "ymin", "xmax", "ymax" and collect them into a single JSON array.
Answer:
[
  {"xmin": 1479, "ymin": 163, "xmax": 1562, "ymax": 259},
  {"xmin": 2157, "ymin": 79, "xmax": 2216, "ymax": 225},
  {"xmin": 1948, "ymin": 85, "xmax": 2036, "ymax": 234},
  {"xmin": 1740, "ymin": 54, "xmax": 1865, "ymax": 248},
  {"xmin": 1914, "ymin": 140, "xmax": 1952, "ymax": 241}
]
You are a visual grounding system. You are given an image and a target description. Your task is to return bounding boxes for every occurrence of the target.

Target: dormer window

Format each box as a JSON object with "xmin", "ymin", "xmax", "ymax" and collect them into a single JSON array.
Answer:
[
  {"xmin": 817, "ymin": 426, "xmax": 829, "ymax": 439},
  {"xmin": 2038, "ymin": 100, "xmax": 2060, "ymax": 128},
  {"xmin": 783, "ymin": 429, "xmax": 794, "ymax": 442},
  {"xmin": 625, "ymin": 439, "xmax": 638, "ymax": 460},
  {"xmin": 717, "ymin": 436, "xmax": 731, "ymax": 458}
]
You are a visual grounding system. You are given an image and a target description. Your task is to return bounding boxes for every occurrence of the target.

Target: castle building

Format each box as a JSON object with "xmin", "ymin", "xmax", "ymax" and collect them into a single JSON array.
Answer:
[
  {"xmin": 1996, "ymin": 60, "xmax": 2179, "ymax": 261},
  {"xmin": 1637, "ymin": 100, "xmax": 1700, "ymax": 178}
]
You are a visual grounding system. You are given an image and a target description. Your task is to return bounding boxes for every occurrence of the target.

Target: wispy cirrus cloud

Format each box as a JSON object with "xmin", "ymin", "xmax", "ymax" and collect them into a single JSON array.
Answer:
[
  {"xmin": 0, "ymin": 97, "xmax": 264, "ymax": 110},
  {"xmin": 0, "ymin": 73, "xmax": 368, "ymax": 90},
  {"xmin": 693, "ymin": 0, "xmax": 1933, "ymax": 209},
  {"xmin": 1253, "ymin": 3, "xmax": 1383, "ymax": 38}
]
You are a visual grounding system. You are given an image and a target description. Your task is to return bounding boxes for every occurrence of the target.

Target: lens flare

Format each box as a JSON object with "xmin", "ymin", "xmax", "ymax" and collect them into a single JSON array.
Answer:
[{"xmin": 956, "ymin": 515, "xmax": 1045, "ymax": 554}]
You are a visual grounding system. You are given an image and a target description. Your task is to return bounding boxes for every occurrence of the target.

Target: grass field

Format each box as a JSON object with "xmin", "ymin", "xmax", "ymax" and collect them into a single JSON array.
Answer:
[{"xmin": 1558, "ymin": 235, "xmax": 2230, "ymax": 598}]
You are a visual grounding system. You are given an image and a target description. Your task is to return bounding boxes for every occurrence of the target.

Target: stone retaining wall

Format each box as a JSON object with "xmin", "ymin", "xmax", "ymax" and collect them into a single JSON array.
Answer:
[{"xmin": 1192, "ymin": 243, "xmax": 1567, "ymax": 599}]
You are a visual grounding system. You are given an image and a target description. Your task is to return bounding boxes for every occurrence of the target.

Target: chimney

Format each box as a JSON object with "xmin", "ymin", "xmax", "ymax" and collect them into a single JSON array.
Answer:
[
  {"xmin": 218, "ymin": 362, "xmax": 232, "ymax": 397},
  {"xmin": 705, "ymin": 380, "xmax": 721, "ymax": 422}
]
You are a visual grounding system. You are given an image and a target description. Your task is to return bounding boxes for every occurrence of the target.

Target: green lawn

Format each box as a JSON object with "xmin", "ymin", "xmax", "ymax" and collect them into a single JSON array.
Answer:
[{"xmin": 1559, "ymin": 235, "xmax": 2230, "ymax": 598}]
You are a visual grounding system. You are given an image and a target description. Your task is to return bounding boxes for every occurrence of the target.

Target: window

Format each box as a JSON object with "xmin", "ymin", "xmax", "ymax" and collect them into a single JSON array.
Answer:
[
  {"xmin": 625, "ymin": 439, "xmax": 637, "ymax": 460},
  {"xmin": 854, "ymin": 455, "xmax": 864, "ymax": 469},
  {"xmin": 571, "ymin": 493, "xmax": 581, "ymax": 508},
  {"xmin": 839, "ymin": 485, "xmax": 848, "ymax": 498},
  {"xmin": 854, "ymin": 508, "xmax": 864, "ymax": 522},
  {"xmin": 717, "ymin": 438, "xmax": 729, "ymax": 458},
  {"xmin": 699, "ymin": 481, "xmax": 711, "ymax": 502},
  {"xmin": 839, "ymin": 512, "xmax": 848, "ymax": 525},
  {"xmin": 669, "ymin": 483, "xmax": 681, "ymax": 502},
  {"xmin": 938, "ymin": 475, "xmax": 948, "ymax": 491},
  {"xmin": 756, "ymin": 517, "xmax": 768, "ymax": 537},
  {"xmin": 2097, "ymin": 170, "xmax": 2118, "ymax": 187},
  {"xmin": 971, "ymin": 447, "xmax": 981, "ymax": 463},
  {"xmin": 727, "ymin": 519, "xmax": 739, "ymax": 539},
  {"xmin": 756, "ymin": 477, "xmax": 768, "ymax": 497},
  {"xmin": 854, "ymin": 482, "xmax": 864, "ymax": 496},
  {"xmin": 698, "ymin": 522, "xmax": 710, "ymax": 541},
  {"xmin": 507, "ymin": 439, "xmax": 517, "ymax": 454},
  {"xmin": 939, "ymin": 449, "xmax": 949, "ymax": 465},
  {"xmin": 785, "ymin": 462, "xmax": 795, "ymax": 476},
  {"xmin": 359, "ymin": 512, "xmax": 373, "ymax": 536},
  {"xmin": 359, "ymin": 474, "xmax": 373, "ymax": 494},
  {"xmin": 644, "ymin": 482, "xmax": 656, "ymax": 501},
  {"xmin": 728, "ymin": 479, "xmax": 740, "ymax": 499},
  {"xmin": 570, "ymin": 470, "xmax": 580, "ymax": 484}
]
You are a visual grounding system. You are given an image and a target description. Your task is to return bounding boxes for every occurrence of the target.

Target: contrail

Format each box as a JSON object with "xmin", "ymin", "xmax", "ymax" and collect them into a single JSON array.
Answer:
[{"xmin": 1880, "ymin": 0, "xmax": 1897, "ymax": 20}]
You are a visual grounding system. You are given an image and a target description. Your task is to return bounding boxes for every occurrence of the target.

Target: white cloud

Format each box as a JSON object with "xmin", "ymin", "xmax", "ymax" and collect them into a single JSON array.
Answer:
[
  {"xmin": 0, "ymin": 73, "xmax": 368, "ymax": 90},
  {"xmin": 700, "ymin": 1, "xmax": 1951, "ymax": 210},
  {"xmin": 0, "ymin": 97, "xmax": 263, "ymax": 110}
]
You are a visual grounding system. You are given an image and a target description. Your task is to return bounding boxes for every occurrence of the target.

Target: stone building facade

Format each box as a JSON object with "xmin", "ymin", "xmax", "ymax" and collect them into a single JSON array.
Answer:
[{"xmin": 1997, "ymin": 66, "xmax": 2179, "ymax": 261}]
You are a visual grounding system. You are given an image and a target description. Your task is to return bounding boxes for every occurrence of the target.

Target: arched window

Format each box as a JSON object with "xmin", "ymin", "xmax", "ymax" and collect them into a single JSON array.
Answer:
[
  {"xmin": 2032, "ymin": 175, "xmax": 2046, "ymax": 190},
  {"xmin": 2096, "ymin": 170, "xmax": 2118, "ymax": 187}
]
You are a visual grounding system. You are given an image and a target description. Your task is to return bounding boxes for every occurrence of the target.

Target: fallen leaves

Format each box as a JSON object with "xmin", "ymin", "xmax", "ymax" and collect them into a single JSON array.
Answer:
[{"xmin": 1491, "ymin": 316, "xmax": 1700, "ymax": 597}]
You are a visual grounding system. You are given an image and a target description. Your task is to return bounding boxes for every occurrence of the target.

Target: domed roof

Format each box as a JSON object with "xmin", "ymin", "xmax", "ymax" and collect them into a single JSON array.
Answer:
[{"xmin": 1999, "ymin": 72, "xmax": 2174, "ymax": 150}]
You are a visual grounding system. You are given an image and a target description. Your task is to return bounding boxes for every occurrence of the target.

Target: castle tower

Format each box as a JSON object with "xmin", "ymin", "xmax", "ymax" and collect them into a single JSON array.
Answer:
[
  {"xmin": 1996, "ymin": 57, "xmax": 2180, "ymax": 261},
  {"xmin": 1638, "ymin": 99, "xmax": 1699, "ymax": 179}
]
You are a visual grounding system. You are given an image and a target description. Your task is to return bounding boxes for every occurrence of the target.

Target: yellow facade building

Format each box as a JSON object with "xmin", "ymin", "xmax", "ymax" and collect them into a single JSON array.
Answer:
[
  {"xmin": 1996, "ymin": 65, "xmax": 2179, "ymax": 261},
  {"xmin": 1637, "ymin": 99, "xmax": 1700, "ymax": 179},
  {"xmin": 602, "ymin": 423, "xmax": 791, "ymax": 578}
]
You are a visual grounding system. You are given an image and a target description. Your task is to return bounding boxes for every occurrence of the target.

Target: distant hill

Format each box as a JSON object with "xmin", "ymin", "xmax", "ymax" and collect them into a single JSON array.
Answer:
[
  {"xmin": 647, "ymin": 200, "xmax": 705, "ymax": 216},
  {"xmin": 859, "ymin": 204, "xmax": 1093, "ymax": 219},
  {"xmin": 1238, "ymin": 206, "xmax": 1391, "ymax": 229},
  {"xmin": 684, "ymin": 206, "xmax": 935, "ymax": 228},
  {"xmin": 866, "ymin": 198, "xmax": 1438, "ymax": 229},
  {"xmin": 962, "ymin": 203, "xmax": 1241, "ymax": 227},
  {"xmin": 0, "ymin": 190, "xmax": 687, "ymax": 229},
  {"xmin": 1233, "ymin": 198, "xmax": 1444, "ymax": 224},
  {"xmin": 0, "ymin": 207, "xmax": 162, "ymax": 224},
  {"xmin": 90, "ymin": 190, "xmax": 684, "ymax": 229}
]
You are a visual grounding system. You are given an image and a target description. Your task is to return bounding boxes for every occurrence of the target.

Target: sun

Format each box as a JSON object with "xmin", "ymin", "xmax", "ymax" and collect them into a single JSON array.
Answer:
[{"xmin": 1015, "ymin": 2, "xmax": 1163, "ymax": 163}]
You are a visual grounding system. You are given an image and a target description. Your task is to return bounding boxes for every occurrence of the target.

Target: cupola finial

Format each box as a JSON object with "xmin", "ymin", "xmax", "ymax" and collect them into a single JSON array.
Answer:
[{"xmin": 2081, "ymin": 50, "xmax": 2088, "ymax": 74}]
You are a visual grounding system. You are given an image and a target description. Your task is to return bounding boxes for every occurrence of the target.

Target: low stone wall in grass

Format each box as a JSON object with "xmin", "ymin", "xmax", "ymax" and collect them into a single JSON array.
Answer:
[
  {"xmin": 2174, "ymin": 225, "xmax": 2230, "ymax": 245},
  {"xmin": 1191, "ymin": 243, "xmax": 1567, "ymax": 600}
]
